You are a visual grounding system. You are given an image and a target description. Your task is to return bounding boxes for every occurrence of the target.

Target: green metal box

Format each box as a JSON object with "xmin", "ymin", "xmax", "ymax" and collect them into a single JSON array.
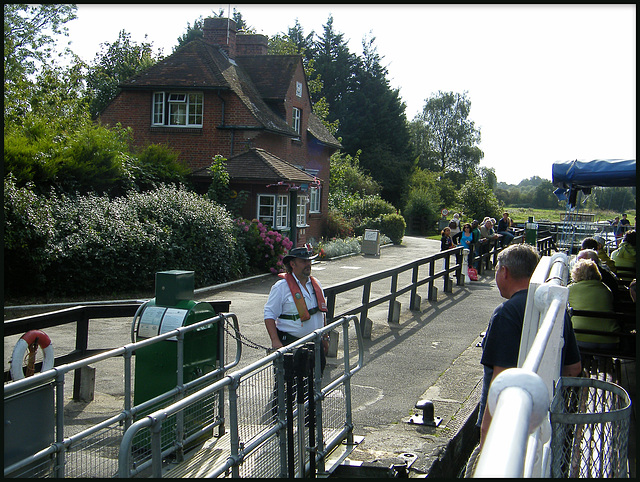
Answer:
[{"xmin": 155, "ymin": 270, "xmax": 195, "ymax": 307}]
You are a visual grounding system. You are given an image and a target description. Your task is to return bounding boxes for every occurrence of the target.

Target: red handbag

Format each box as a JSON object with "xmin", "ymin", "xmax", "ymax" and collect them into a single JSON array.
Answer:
[{"xmin": 467, "ymin": 267, "xmax": 478, "ymax": 281}]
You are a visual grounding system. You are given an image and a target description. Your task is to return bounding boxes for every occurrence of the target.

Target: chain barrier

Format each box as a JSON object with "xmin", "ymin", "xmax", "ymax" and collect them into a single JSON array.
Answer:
[{"xmin": 222, "ymin": 317, "xmax": 271, "ymax": 352}]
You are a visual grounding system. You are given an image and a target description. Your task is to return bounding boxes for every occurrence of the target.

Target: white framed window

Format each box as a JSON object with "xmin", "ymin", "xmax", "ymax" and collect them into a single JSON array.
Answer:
[
  {"xmin": 257, "ymin": 194, "xmax": 275, "ymax": 226},
  {"xmin": 152, "ymin": 92, "xmax": 165, "ymax": 125},
  {"xmin": 296, "ymin": 81, "xmax": 302, "ymax": 98},
  {"xmin": 292, "ymin": 107, "xmax": 301, "ymax": 135},
  {"xmin": 296, "ymin": 195, "xmax": 308, "ymax": 227},
  {"xmin": 276, "ymin": 194, "xmax": 289, "ymax": 229},
  {"xmin": 309, "ymin": 186, "xmax": 321, "ymax": 213},
  {"xmin": 152, "ymin": 91, "xmax": 203, "ymax": 127}
]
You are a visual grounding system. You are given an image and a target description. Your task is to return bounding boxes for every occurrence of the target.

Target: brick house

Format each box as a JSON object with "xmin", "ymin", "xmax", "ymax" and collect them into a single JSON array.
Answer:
[{"xmin": 99, "ymin": 17, "xmax": 341, "ymax": 246}]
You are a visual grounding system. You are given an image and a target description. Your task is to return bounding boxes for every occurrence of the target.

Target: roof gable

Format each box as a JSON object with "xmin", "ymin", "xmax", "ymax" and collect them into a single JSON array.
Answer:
[{"xmin": 119, "ymin": 40, "xmax": 297, "ymax": 137}]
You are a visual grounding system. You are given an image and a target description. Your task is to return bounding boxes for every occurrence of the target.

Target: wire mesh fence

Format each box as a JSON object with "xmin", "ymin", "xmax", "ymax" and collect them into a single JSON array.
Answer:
[{"xmin": 550, "ymin": 376, "xmax": 631, "ymax": 478}]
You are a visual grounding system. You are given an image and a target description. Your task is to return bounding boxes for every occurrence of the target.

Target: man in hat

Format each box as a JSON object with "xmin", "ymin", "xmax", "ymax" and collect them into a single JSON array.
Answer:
[{"xmin": 264, "ymin": 244, "xmax": 329, "ymax": 367}]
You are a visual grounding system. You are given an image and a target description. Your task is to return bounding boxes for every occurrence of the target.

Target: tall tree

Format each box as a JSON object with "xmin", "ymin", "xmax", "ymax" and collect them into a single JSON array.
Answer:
[
  {"xmin": 269, "ymin": 20, "xmax": 337, "ymax": 135},
  {"xmin": 312, "ymin": 15, "xmax": 357, "ymax": 123},
  {"xmin": 85, "ymin": 30, "xmax": 159, "ymax": 118},
  {"xmin": 419, "ymin": 91, "xmax": 483, "ymax": 184},
  {"xmin": 337, "ymin": 35, "xmax": 413, "ymax": 207},
  {"xmin": 4, "ymin": 4, "xmax": 77, "ymax": 125}
]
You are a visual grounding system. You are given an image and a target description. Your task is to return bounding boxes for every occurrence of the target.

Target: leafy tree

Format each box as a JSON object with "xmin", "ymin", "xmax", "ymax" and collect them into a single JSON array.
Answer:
[
  {"xmin": 4, "ymin": 4, "xmax": 77, "ymax": 124},
  {"xmin": 457, "ymin": 176, "xmax": 501, "ymax": 222},
  {"xmin": 329, "ymin": 150, "xmax": 380, "ymax": 199},
  {"xmin": 207, "ymin": 155, "xmax": 248, "ymax": 217},
  {"xmin": 408, "ymin": 117, "xmax": 439, "ymax": 172},
  {"xmin": 333, "ymin": 34, "xmax": 412, "ymax": 208},
  {"xmin": 312, "ymin": 15, "xmax": 357, "ymax": 123},
  {"xmin": 85, "ymin": 30, "xmax": 160, "ymax": 118},
  {"xmin": 418, "ymin": 91, "xmax": 483, "ymax": 184},
  {"xmin": 533, "ymin": 179, "xmax": 560, "ymax": 209},
  {"xmin": 269, "ymin": 20, "xmax": 338, "ymax": 135}
]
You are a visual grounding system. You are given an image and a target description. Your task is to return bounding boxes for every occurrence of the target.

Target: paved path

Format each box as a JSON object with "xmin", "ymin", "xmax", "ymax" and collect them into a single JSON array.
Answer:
[{"xmin": 4, "ymin": 235, "xmax": 504, "ymax": 476}]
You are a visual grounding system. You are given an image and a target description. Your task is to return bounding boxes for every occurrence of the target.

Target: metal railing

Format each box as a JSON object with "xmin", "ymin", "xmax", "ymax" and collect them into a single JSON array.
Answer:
[
  {"xmin": 4, "ymin": 313, "xmax": 240, "ymax": 478},
  {"xmin": 117, "ymin": 315, "xmax": 364, "ymax": 478},
  {"xmin": 473, "ymin": 252, "xmax": 574, "ymax": 477}
]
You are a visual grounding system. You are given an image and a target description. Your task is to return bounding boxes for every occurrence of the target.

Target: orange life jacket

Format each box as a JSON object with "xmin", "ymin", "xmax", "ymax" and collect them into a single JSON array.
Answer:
[{"xmin": 278, "ymin": 272, "xmax": 327, "ymax": 321}]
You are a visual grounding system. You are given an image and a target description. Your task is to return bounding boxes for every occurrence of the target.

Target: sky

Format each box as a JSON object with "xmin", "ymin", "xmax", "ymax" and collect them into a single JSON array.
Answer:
[{"xmin": 58, "ymin": 4, "xmax": 636, "ymax": 185}]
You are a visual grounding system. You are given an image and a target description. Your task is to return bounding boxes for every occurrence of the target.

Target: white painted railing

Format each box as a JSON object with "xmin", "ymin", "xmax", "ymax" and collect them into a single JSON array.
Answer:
[{"xmin": 474, "ymin": 253, "xmax": 571, "ymax": 477}]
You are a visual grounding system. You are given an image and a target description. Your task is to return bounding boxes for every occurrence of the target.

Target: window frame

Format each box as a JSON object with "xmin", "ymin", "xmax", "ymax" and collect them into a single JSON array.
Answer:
[
  {"xmin": 296, "ymin": 195, "xmax": 308, "ymax": 227},
  {"xmin": 309, "ymin": 186, "xmax": 321, "ymax": 213},
  {"xmin": 257, "ymin": 194, "xmax": 276, "ymax": 226},
  {"xmin": 151, "ymin": 91, "xmax": 204, "ymax": 127},
  {"xmin": 292, "ymin": 107, "xmax": 301, "ymax": 135},
  {"xmin": 276, "ymin": 194, "xmax": 289, "ymax": 229}
]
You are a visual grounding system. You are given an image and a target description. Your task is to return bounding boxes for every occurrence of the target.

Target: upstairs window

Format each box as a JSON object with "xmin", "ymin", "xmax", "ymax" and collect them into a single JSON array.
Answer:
[
  {"xmin": 292, "ymin": 107, "xmax": 301, "ymax": 135},
  {"xmin": 152, "ymin": 92, "xmax": 203, "ymax": 127}
]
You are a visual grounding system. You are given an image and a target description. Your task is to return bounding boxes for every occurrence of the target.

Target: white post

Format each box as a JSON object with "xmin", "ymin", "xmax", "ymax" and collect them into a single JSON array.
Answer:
[{"xmin": 462, "ymin": 248, "xmax": 471, "ymax": 283}]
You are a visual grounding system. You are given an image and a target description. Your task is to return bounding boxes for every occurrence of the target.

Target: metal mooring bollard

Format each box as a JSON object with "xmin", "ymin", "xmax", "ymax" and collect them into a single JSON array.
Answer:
[{"xmin": 408, "ymin": 399, "xmax": 442, "ymax": 427}]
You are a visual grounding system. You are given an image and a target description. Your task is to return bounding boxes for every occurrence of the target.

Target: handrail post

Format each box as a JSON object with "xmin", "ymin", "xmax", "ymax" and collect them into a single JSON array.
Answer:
[
  {"xmin": 388, "ymin": 273, "xmax": 398, "ymax": 323},
  {"xmin": 410, "ymin": 263, "xmax": 419, "ymax": 310}
]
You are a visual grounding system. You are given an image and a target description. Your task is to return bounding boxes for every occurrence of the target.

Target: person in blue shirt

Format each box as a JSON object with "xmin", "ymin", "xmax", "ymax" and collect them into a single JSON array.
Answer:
[
  {"xmin": 496, "ymin": 212, "xmax": 514, "ymax": 247},
  {"xmin": 458, "ymin": 223, "xmax": 474, "ymax": 266}
]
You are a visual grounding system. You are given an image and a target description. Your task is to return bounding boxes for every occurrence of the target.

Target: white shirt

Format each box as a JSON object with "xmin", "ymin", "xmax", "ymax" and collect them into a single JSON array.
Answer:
[{"xmin": 264, "ymin": 273, "xmax": 325, "ymax": 338}]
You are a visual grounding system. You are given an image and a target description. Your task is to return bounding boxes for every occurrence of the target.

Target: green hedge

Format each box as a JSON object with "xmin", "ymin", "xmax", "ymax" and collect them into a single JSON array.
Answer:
[
  {"xmin": 4, "ymin": 177, "xmax": 242, "ymax": 298},
  {"xmin": 355, "ymin": 213, "xmax": 406, "ymax": 245}
]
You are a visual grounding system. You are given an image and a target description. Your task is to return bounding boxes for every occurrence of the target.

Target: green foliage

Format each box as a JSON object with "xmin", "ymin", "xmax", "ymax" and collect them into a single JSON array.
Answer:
[
  {"xmin": 128, "ymin": 143, "xmax": 190, "ymax": 191},
  {"xmin": 329, "ymin": 150, "xmax": 380, "ymax": 197},
  {"xmin": 86, "ymin": 30, "xmax": 160, "ymax": 118},
  {"xmin": 324, "ymin": 209, "xmax": 355, "ymax": 239},
  {"xmin": 316, "ymin": 237, "xmax": 361, "ymax": 259},
  {"xmin": 356, "ymin": 213, "xmax": 406, "ymax": 245},
  {"xmin": 207, "ymin": 155, "xmax": 249, "ymax": 217},
  {"xmin": 418, "ymin": 91, "xmax": 483, "ymax": 183},
  {"xmin": 4, "ymin": 4, "xmax": 78, "ymax": 124},
  {"xmin": 457, "ymin": 176, "xmax": 501, "ymax": 222},
  {"xmin": 403, "ymin": 188, "xmax": 439, "ymax": 235},
  {"xmin": 5, "ymin": 116, "xmax": 190, "ymax": 196},
  {"xmin": 3, "ymin": 179, "xmax": 243, "ymax": 298},
  {"xmin": 234, "ymin": 219, "xmax": 294, "ymax": 275}
]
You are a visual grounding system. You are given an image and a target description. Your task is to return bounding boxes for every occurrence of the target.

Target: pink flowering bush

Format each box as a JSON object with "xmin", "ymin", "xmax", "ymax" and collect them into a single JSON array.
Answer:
[{"xmin": 234, "ymin": 219, "xmax": 294, "ymax": 274}]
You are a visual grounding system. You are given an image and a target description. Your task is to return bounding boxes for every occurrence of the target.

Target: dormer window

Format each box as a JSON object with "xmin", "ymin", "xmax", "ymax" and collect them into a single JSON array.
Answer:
[
  {"xmin": 152, "ymin": 91, "xmax": 203, "ymax": 127},
  {"xmin": 292, "ymin": 107, "xmax": 301, "ymax": 135}
]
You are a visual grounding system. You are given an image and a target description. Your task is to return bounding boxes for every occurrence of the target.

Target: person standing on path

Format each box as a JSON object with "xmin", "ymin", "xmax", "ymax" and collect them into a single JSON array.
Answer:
[{"xmin": 264, "ymin": 244, "xmax": 329, "ymax": 370}]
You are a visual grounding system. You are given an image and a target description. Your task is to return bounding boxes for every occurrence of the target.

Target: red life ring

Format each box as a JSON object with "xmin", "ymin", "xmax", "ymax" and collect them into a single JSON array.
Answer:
[{"xmin": 10, "ymin": 330, "xmax": 55, "ymax": 380}]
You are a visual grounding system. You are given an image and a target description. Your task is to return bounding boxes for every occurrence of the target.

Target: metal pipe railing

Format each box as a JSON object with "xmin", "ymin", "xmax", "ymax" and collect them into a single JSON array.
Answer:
[
  {"xmin": 117, "ymin": 315, "xmax": 363, "ymax": 478},
  {"xmin": 473, "ymin": 254, "xmax": 570, "ymax": 478},
  {"xmin": 4, "ymin": 313, "xmax": 240, "ymax": 478}
]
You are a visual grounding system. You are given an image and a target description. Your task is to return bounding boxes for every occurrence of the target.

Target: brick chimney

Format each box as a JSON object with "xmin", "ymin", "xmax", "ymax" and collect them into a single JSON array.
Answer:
[
  {"xmin": 202, "ymin": 17, "xmax": 237, "ymax": 58},
  {"xmin": 236, "ymin": 33, "xmax": 269, "ymax": 56}
]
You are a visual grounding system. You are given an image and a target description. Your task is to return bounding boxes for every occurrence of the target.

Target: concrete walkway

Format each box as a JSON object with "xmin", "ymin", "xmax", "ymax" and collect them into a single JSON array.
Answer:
[{"xmin": 191, "ymin": 235, "xmax": 504, "ymax": 476}]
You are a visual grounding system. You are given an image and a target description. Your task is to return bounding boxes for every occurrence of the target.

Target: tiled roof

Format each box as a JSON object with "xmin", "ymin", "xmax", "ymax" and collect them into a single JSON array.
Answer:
[
  {"xmin": 307, "ymin": 112, "xmax": 342, "ymax": 149},
  {"xmin": 225, "ymin": 148, "xmax": 320, "ymax": 184},
  {"xmin": 235, "ymin": 55, "xmax": 299, "ymax": 100},
  {"xmin": 119, "ymin": 40, "xmax": 297, "ymax": 137}
]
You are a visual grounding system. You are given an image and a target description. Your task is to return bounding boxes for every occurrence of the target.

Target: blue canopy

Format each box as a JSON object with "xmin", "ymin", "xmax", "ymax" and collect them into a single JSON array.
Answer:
[{"xmin": 552, "ymin": 159, "xmax": 636, "ymax": 189}]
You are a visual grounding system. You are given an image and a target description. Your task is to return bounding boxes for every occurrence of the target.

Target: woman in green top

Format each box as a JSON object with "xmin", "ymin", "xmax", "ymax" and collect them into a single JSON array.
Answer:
[{"xmin": 568, "ymin": 259, "xmax": 620, "ymax": 349}]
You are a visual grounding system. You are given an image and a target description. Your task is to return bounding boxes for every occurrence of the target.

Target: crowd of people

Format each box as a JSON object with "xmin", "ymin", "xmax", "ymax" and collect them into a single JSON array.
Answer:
[{"xmin": 440, "ymin": 212, "xmax": 517, "ymax": 271}]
